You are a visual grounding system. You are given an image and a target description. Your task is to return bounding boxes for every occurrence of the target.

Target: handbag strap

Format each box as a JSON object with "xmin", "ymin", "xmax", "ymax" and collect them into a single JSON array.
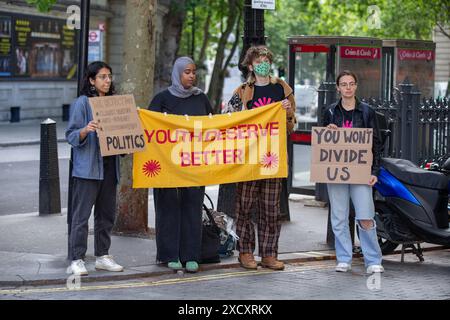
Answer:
[
  {"xmin": 202, "ymin": 203, "xmax": 220, "ymax": 230},
  {"xmin": 204, "ymin": 192, "xmax": 214, "ymax": 210}
]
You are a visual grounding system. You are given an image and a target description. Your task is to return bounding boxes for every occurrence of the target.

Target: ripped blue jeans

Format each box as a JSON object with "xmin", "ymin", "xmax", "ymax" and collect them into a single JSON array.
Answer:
[{"xmin": 327, "ymin": 183, "xmax": 383, "ymax": 267}]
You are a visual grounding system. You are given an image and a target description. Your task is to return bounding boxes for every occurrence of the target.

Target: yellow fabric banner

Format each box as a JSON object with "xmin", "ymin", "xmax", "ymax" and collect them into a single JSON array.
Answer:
[{"xmin": 132, "ymin": 102, "xmax": 287, "ymax": 188}]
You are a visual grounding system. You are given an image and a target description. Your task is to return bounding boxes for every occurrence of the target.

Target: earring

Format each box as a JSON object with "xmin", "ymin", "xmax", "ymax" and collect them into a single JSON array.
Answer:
[{"xmin": 90, "ymin": 86, "xmax": 96, "ymax": 92}]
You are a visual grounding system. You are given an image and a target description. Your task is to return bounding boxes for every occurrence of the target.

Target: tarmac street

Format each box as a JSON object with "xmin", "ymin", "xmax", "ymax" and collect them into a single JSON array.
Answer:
[{"xmin": 1, "ymin": 250, "xmax": 450, "ymax": 300}]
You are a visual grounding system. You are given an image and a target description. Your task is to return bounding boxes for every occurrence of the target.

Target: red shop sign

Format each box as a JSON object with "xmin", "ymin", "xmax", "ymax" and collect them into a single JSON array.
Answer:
[
  {"xmin": 340, "ymin": 46, "xmax": 380, "ymax": 59},
  {"xmin": 398, "ymin": 49, "xmax": 434, "ymax": 61},
  {"xmin": 292, "ymin": 44, "xmax": 330, "ymax": 53},
  {"xmin": 290, "ymin": 131, "xmax": 311, "ymax": 144}
]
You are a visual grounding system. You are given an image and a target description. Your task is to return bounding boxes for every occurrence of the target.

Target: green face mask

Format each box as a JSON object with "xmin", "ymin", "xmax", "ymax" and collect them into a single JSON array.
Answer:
[{"xmin": 253, "ymin": 61, "xmax": 271, "ymax": 77}]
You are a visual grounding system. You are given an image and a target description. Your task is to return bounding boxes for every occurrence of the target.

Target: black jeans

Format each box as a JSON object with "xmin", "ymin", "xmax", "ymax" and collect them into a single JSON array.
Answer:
[
  {"xmin": 69, "ymin": 156, "xmax": 117, "ymax": 261},
  {"xmin": 154, "ymin": 187, "xmax": 204, "ymax": 263}
]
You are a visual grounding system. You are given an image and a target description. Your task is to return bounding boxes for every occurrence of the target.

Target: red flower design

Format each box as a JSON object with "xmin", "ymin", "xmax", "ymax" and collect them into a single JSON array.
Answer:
[
  {"xmin": 260, "ymin": 152, "xmax": 279, "ymax": 169},
  {"xmin": 253, "ymin": 97, "xmax": 273, "ymax": 108},
  {"xmin": 143, "ymin": 160, "xmax": 161, "ymax": 177}
]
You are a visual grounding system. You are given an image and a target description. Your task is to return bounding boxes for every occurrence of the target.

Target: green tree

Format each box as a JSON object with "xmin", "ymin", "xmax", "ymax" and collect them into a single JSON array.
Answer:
[
  {"xmin": 154, "ymin": 0, "xmax": 188, "ymax": 94},
  {"xmin": 179, "ymin": 0, "xmax": 243, "ymax": 112},
  {"xmin": 113, "ymin": 0, "xmax": 157, "ymax": 236},
  {"xmin": 26, "ymin": 0, "xmax": 57, "ymax": 12},
  {"xmin": 206, "ymin": 0, "xmax": 242, "ymax": 112},
  {"xmin": 30, "ymin": 0, "xmax": 157, "ymax": 236},
  {"xmin": 264, "ymin": 0, "xmax": 450, "ymax": 70}
]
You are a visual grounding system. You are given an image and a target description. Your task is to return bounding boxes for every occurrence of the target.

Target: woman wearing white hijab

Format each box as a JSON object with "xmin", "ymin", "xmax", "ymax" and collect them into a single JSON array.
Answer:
[{"xmin": 148, "ymin": 57, "xmax": 213, "ymax": 273}]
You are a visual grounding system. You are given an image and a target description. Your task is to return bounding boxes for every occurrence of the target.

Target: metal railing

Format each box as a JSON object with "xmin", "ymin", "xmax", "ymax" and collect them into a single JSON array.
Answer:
[
  {"xmin": 290, "ymin": 79, "xmax": 449, "ymax": 247},
  {"xmin": 315, "ymin": 78, "xmax": 449, "ymax": 164}
]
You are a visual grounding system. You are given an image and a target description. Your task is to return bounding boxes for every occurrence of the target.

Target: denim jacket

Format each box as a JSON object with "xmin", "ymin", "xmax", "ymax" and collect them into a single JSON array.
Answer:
[{"xmin": 66, "ymin": 95, "xmax": 120, "ymax": 182}]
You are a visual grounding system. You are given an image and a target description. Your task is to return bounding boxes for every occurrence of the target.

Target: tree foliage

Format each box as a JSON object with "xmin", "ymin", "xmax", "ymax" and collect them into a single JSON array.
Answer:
[
  {"xmin": 26, "ymin": 0, "xmax": 57, "ymax": 12},
  {"xmin": 179, "ymin": 0, "xmax": 243, "ymax": 111},
  {"xmin": 265, "ymin": 0, "xmax": 449, "ymax": 69}
]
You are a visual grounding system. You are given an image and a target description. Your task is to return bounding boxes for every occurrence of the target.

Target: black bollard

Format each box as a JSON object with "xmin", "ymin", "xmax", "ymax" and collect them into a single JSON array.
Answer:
[
  {"xmin": 39, "ymin": 118, "xmax": 61, "ymax": 215},
  {"xmin": 10, "ymin": 106, "xmax": 20, "ymax": 123},
  {"xmin": 62, "ymin": 104, "xmax": 70, "ymax": 122}
]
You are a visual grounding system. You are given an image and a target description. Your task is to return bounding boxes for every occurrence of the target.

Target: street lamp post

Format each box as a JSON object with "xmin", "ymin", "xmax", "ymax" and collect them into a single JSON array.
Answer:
[
  {"xmin": 69, "ymin": 0, "xmax": 90, "ymax": 260},
  {"xmin": 238, "ymin": 0, "xmax": 266, "ymax": 79},
  {"xmin": 77, "ymin": 0, "xmax": 90, "ymax": 95},
  {"xmin": 218, "ymin": 0, "xmax": 290, "ymax": 221}
]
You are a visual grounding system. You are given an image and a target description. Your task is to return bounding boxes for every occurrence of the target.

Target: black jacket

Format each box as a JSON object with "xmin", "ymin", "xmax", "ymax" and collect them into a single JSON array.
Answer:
[{"xmin": 322, "ymin": 98, "xmax": 382, "ymax": 176}]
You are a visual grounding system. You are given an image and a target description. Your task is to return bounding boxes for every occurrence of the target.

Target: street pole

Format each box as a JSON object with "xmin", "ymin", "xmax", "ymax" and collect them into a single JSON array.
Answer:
[
  {"xmin": 77, "ymin": 0, "xmax": 90, "ymax": 95},
  {"xmin": 218, "ymin": 0, "xmax": 267, "ymax": 220},
  {"xmin": 238, "ymin": 0, "xmax": 266, "ymax": 79},
  {"xmin": 218, "ymin": 0, "xmax": 291, "ymax": 221},
  {"xmin": 69, "ymin": 0, "xmax": 90, "ymax": 260}
]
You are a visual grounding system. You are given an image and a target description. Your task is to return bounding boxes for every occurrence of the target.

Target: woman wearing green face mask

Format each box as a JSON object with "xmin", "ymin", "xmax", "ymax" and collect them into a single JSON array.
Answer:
[{"xmin": 223, "ymin": 45, "xmax": 296, "ymax": 271}]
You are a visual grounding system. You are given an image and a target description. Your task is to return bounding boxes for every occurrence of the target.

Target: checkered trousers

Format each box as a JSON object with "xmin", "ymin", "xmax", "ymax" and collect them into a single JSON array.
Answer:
[{"xmin": 235, "ymin": 178, "xmax": 282, "ymax": 257}]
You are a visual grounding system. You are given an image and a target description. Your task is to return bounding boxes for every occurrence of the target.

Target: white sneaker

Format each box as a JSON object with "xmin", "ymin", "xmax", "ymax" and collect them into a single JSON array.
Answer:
[
  {"xmin": 69, "ymin": 259, "xmax": 88, "ymax": 276},
  {"xmin": 366, "ymin": 264, "xmax": 384, "ymax": 274},
  {"xmin": 335, "ymin": 262, "xmax": 352, "ymax": 272},
  {"xmin": 95, "ymin": 255, "xmax": 124, "ymax": 272}
]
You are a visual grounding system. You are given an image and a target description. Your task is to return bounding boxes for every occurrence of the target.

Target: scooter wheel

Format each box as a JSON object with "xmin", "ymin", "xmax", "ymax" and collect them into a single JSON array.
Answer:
[
  {"xmin": 356, "ymin": 223, "xmax": 398, "ymax": 255},
  {"xmin": 374, "ymin": 201, "xmax": 400, "ymax": 254},
  {"xmin": 378, "ymin": 236, "xmax": 399, "ymax": 255}
]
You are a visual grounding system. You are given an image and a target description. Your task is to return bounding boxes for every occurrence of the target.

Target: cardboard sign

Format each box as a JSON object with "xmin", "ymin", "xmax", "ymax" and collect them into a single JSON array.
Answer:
[
  {"xmin": 310, "ymin": 127, "xmax": 373, "ymax": 184},
  {"xmin": 89, "ymin": 94, "xmax": 146, "ymax": 156}
]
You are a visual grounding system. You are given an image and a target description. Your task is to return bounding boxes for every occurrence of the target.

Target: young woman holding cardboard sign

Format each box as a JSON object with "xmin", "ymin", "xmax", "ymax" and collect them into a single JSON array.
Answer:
[
  {"xmin": 322, "ymin": 70, "xmax": 384, "ymax": 274},
  {"xmin": 66, "ymin": 61, "xmax": 123, "ymax": 276}
]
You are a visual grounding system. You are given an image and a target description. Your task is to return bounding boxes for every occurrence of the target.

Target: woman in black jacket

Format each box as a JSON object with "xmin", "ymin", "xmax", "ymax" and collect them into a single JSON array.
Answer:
[
  {"xmin": 148, "ymin": 57, "xmax": 213, "ymax": 273},
  {"xmin": 322, "ymin": 70, "xmax": 384, "ymax": 274}
]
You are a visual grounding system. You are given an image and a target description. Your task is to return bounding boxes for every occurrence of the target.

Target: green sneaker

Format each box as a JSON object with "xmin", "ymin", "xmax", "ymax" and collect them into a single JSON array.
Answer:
[
  {"xmin": 167, "ymin": 260, "xmax": 183, "ymax": 271},
  {"xmin": 185, "ymin": 261, "xmax": 199, "ymax": 273}
]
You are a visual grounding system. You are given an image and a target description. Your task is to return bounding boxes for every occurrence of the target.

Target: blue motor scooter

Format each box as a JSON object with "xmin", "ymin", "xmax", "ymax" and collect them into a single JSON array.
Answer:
[
  {"xmin": 369, "ymin": 113, "xmax": 450, "ymax": 261},
  {"xmin": 373, "ymin": 157, "xmax": 450, "ymax": 261}
]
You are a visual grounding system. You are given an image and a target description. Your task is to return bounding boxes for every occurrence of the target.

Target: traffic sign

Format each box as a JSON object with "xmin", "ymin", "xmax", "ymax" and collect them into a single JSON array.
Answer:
[
  {"xmin": 252, "ymin": 0, "xmax": 275, "ymax": 10},
  {"xmin": 88, "ymin": 30, "xmax": 100, "ymax": 43}
]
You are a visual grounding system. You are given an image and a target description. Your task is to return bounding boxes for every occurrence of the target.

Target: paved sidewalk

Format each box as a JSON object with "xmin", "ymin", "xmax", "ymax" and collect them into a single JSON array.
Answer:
[
  {"xmin": 0, "ymin": 118, "xmax": 446, "ymax": 291},
  {"xmin": 2, "ymin": 250, "xmax": 449, "ymax": 300},
  {"xmin": 0, "ymin": 193, "xmax": 338, "ymax": 287},
  {"xmin": 0, "ymin": 192, "xmax": 445, "ymax": 288},
  {"xmin": 0, "ymin": 118, "xmax": 336, "ymax": 287}
]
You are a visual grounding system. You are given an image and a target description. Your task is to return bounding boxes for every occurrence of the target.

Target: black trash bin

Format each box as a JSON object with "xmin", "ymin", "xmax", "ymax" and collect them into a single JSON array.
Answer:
[
  {"xmin": 10, "ymin": 106, "xmax": 20, "ymax": 123},
  {"xmin": 62, "ymin": 104, "xmax": 70, "ymax": 121}
]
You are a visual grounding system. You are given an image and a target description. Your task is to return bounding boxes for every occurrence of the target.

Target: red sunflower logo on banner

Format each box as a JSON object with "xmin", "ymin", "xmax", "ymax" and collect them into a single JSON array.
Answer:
[
  {"xmin": 260, "ymin": 152, "xmax": 279, "ymax": 169},
  {"xmin": 142, "ymin": 160, "xmax": 161, "ymax": 177}
]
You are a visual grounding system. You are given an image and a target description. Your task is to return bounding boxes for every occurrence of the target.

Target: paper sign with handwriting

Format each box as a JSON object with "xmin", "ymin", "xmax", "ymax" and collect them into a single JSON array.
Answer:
[
  {"xmin": 89, "ymin": 94, "xmax": 146, "ymax": 156},
  {"xmin": 310, "ymin": 127, "xmax": 373, "ymax": 184}
]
